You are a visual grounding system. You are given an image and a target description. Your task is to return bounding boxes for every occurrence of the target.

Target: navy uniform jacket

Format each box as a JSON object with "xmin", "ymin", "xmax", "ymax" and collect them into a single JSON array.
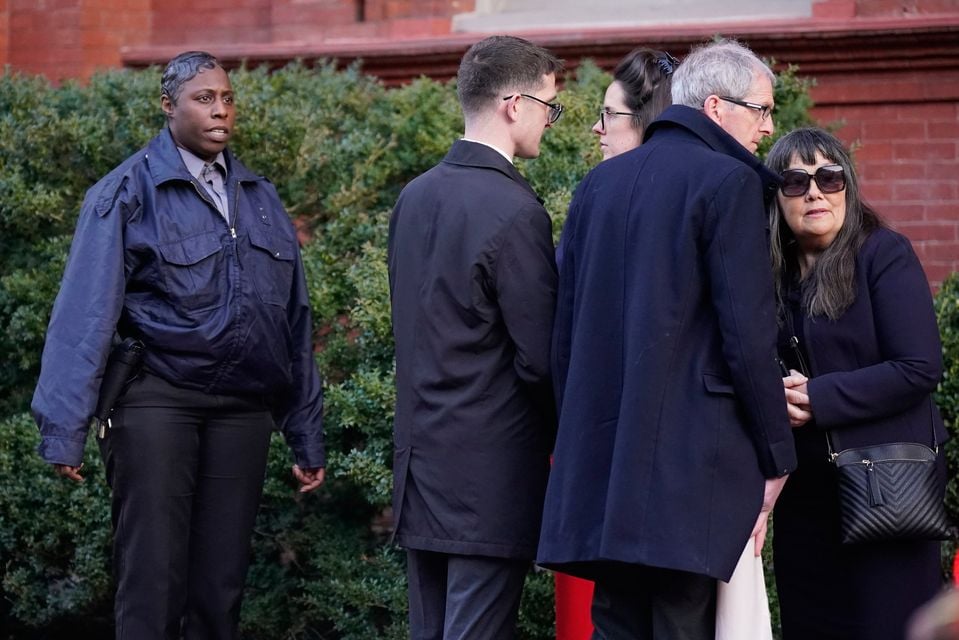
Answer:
[
  {"xmin": 537, "ymin": 106, "xmax": 797, "ymax": 582},
  {"xmin": 388, "ymin": 140, "xmax": 557, "ymax": 559},
  {"xmin": 32, "ymin": 129, "xmax": 325, "ymax": 469}
]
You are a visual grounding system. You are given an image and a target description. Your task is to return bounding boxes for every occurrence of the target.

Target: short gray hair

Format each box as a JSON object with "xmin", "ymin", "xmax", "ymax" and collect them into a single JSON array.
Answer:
[{"xmin": 671, "ymin": 39, "xmax": 774, "ymax": 109}]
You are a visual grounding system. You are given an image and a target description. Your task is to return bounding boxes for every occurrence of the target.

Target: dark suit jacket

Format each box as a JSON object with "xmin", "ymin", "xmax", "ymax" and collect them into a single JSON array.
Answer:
[
  {"xmin": 388, "ymin": 140, "xmax": 557, "ymax": 559},
  {"xmin": 783, "ymin": 226, "xmax": 947, "ymax": 451},
  {"xmin": 537, "ymin": 105, "xmax": 797, "ymax": 582}
]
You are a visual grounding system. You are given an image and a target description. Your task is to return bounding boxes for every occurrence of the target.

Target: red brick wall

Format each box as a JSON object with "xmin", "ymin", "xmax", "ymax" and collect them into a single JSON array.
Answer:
[
  {"xmin": 0, "ymin": 0, "xmax": 471, "ymax": 75},
  {"xmin": 80, "ymin": 0, "xmax": 150, "ymax": 76},
  {"xmin": 856, "ymin": 0, "xmax": 959, "ymax": 16},
  {"xmin": 271, "ymin": 0, "xmax": 368, "ymax": 42},
  {"xmin": 148, "ymin": 0, "xmax": 468, "ymax": 46},
  {"xmin": 4, "ymin": 0, "xmax": 148, "ymax": 81},
  {"xmin": 0, "ymin": 0, "xmax": 8, "ymax": 68},
  {"xmin": 811, "ymin": 65, "xmax": 959, "ymax": 287},
  {"xmin": 152, "ymin": 0, "xmax": 272, "ymax": 46}
]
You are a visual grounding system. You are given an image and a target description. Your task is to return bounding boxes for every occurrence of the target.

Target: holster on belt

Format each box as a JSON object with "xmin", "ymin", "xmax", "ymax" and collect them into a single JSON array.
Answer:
[{"xmin": 92, "ymin": 337, "xmax": 145, "ymax": 439}]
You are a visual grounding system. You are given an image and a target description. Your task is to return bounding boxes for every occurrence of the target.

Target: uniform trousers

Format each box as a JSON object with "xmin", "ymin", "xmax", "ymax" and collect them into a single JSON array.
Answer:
[
  {"xmin": 406, "ymin": 549, "xmax": 529, "ymax": 640},
  {"xmin": 99, "ymin": 371, "xmax": 273, "ymax": 640},
  {"xmin": 590, "ymin": 564, "xmax": 717, "ymax": 640}
]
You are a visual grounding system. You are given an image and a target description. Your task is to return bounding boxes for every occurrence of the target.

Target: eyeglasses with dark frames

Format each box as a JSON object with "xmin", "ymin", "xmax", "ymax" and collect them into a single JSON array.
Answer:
[
  {"xmin": 597, "ymin": 108, "xmax": 639, "ymax": 131},
  {"xmin": 779, "ymin": 164, "xmax": 846, "ymax": 197},
  {"xmin": 503, "ymin": 93, "xmax": 564, "ymax": 124},
  {"xmin": 719, "ymin": 96, "xmax": 773, "ymax": 121}
]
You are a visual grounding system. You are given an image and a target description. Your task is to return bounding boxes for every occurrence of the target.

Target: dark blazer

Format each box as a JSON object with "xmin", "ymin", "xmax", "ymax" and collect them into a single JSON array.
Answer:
[
  {"xmin": 537, "ymin": 106, "xmax": 797, "ymax": 582},
  {"xmin": 388, "ymin": 140, "xmax": 557, "ymax": 560},
  {"xmin": 783, "ymin": 226, "xmax": 946, "ymax": 451}
]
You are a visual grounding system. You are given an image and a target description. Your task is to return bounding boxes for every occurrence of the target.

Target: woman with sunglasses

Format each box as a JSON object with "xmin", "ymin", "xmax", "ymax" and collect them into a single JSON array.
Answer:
[
  {"xmin": 592, "ymin": 48, "xmax": 676, "ymax": 160},
  {"xmin": 766, "ymin": 127, "xmax": 947, "ymax": 640}
]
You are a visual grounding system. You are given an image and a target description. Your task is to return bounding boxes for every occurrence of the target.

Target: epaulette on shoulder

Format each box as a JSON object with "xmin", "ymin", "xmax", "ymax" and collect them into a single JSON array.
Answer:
[
  {"xmin": 94, "ymin": 175, "xmax": 130, "ymax": 218},
  {"xmin": 93, "ymin": 155, "xmax": 143, "ymax": 217}
]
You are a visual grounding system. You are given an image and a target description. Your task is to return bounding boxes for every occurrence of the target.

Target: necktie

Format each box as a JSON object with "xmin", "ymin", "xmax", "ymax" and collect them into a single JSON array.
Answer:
[{"xmin": 201, "ymin": 163, "xmax": 229, "ymax": 223}]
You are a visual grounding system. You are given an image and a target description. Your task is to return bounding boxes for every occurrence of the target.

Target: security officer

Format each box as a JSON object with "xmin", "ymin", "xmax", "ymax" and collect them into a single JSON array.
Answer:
[{"xmin": 31, "ymin": 51, "xmax": 325, "ymax": 639}]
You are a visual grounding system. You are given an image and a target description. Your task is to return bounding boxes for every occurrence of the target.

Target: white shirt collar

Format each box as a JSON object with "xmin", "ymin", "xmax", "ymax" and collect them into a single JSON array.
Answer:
[{"xmin": 461, "ymin": 138, "xmax": 512, "ymax": 164}]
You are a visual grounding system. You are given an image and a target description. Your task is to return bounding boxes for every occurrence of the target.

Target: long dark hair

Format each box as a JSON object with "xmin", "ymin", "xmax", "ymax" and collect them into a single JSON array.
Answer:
[{"xmin": 766, "ymin": 127, "xmax": 884, "ymax": 320}]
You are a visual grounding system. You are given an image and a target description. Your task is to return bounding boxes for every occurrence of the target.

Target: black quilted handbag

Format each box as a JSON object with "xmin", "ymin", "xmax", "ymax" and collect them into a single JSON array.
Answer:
[{"xmin": 830, "ymin": 408, "xmax": 955, "ymax": 544}]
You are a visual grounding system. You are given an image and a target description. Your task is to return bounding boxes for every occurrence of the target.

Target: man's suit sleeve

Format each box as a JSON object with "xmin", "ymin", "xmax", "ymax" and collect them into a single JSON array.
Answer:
[
  {"xmin": 495, "ymin": 203, "xmax": 558, "ymax": 385},
  {"xmin": 702, "ymin": 167, "xmax": 797, "ymax": 478}
]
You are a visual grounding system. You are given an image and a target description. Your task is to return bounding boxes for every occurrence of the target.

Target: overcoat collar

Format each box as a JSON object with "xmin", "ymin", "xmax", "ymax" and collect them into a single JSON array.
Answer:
[
  {"xmin": 645, "ymin": 105, "xmax": 782, "ymax": 204},
  {"xmin": 442, "ymin": 139, "xmax": 543, "ymax": 203}
]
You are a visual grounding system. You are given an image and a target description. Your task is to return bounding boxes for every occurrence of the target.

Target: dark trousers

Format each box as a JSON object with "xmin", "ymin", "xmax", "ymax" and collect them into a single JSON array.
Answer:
[
  {"xmin": 590, "ymin": 565, "xmax": 716, "ymax": 640},
  {"xmin": 406, "ymin": 549, "xmax": 529, "ymax": 640},
  {"xmin": 98, "ymin": 371, "xmax": 273, "ymax": 640}
]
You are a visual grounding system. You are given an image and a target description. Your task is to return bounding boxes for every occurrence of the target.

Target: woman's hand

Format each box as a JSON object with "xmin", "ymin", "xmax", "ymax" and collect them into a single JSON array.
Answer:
[{"xmin": 783, "ymin": 370, "xmax": 812, "ymax": 427}]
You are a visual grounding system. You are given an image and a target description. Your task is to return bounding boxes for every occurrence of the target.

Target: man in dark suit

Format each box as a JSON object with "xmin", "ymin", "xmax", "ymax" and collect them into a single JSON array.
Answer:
[
  {"xmin": 388, "ymin": 35, "xmax": 562, "ymax": 640},
  {"xmin": 537, "ymin": 39, "xmax": 798, "ymax": 639}
]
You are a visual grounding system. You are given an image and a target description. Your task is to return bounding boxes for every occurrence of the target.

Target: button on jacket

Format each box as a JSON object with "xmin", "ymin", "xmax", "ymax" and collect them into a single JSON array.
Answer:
[{"xmin": 32, "ymin": 129, "xmax": 324, "ymax": 469}]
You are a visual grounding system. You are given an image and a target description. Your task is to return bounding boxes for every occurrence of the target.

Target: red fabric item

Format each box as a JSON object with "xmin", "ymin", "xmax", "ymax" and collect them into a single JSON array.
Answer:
[
  {"xmin": 555, "ymin": 572, "xmax": 594, "ymax": 639},
  {"xmin": 953, "ymin": 550, "xmax": 959, "ymax": 586}
]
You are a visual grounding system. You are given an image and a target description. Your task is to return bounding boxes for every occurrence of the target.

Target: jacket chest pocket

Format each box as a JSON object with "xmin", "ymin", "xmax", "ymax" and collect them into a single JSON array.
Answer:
[
  {"xmin": 246, "ymin": 225, "xmax": 296, "ymax": 308},
  {"xmin": 157, "ymin": 231, "xmax": 227, "ymax": 311}
]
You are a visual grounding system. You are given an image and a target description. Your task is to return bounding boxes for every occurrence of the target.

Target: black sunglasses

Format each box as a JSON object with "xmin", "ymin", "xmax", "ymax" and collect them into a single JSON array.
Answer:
[
  {"xmin": 503, "ymin": 93, "xmax": 564, "ymax": 124},
  {"xmin": 780, "ymin": 164, "xmax": 846, "ymax": 197}
]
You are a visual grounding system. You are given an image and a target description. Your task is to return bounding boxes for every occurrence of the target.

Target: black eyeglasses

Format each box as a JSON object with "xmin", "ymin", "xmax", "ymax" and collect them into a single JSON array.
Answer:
[
  {"xmin": 503, "ymin": 94, "xmax": 564, "ymax": 124},
  {"xmin": 597, "ymin": 108, "xmax": 639, "ymax": 131},
  {"xmin": 780, "ymin": 164, "xmax": 846, "ymax": 197},
  {"xmin": 719, "ymin": 96, "xmax": 773, "ymax": 122}
]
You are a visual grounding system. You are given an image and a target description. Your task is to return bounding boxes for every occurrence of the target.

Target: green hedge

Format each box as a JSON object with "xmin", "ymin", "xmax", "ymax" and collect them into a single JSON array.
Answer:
[
  {"xmin": 936, "ymin": 274, "xmax": 959, "ymax": 576},
  {"xmin": 0, "ymin": 56, "xmax": 881, "ymax": 640}
]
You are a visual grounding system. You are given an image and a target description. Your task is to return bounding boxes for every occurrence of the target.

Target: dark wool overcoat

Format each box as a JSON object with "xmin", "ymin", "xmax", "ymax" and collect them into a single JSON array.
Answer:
[
  {"xmin": 537, "ymin": 106, "xmax": 798, "ymax": 582},
  {"xmin": 773, "ymin": 226, "xmax": 948, "ymax": 640},
  {"xmin": 388, "ymin": 140, "xmax": 557, "ymax": 560}
]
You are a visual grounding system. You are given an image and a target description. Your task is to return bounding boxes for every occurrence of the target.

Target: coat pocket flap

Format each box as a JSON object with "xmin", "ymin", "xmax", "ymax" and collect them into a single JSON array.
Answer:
[
  {"xmin": 703, "ymin": 372, "xmax": 735, "ymax": 395},
  {"xmin": 158, "ymin": 232, "xmax": 222, "ymax": 266},
  {"xmin": 248, "ymin": 225, "xmax": 296, "ymax": 262}
]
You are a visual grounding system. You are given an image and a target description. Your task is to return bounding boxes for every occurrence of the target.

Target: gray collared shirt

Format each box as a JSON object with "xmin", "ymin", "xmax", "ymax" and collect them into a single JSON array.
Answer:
[{"xmin": 177, "ymin": 146, "xmax": 230, "ymax": 224}]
